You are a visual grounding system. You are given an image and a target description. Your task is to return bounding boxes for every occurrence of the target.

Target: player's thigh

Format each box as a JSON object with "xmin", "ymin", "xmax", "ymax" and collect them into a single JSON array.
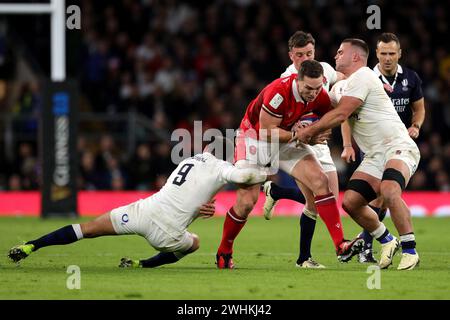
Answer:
[
  {"xmin": 385, "ymin": 144, "xmax": 420, "ymax": 184},
  {"xmin": 109, "ymin": 201, "xmax": 142, "ymax": 236},
  {"xmin": 276, "ymin": 142, "xmax": 314, "ymax": 175},
  {"xmin": 290, "ymin": 154, "xmax": 329, "ymax": 194},
  {"xmin": 349, "ymin": 170, "xmax": 381, "ymax": 194},
  {"xmin": 344, "ymin": 170, "xmax": 381, "ymax": 213},
  {"xmin": 145, "ymin": 223, "xmax": 194, "ymax": 254},
  {"xmin": 81, "ymin": 212, "xmax": 117, "ymax": 238},
  {"xmin": 384, "ymin": 159, "xmax": 414, "ymax": 186},
  {"xmin": 342, "ymin": 189, "xmax": 369, "ymax": 215},
  {"xmin": 235, "ymin": 133, "xmax": 271, "ymax": 168},
  {"xmin": 314, "ymin": 144, "xmax": 337, "ymax": 177},
  {"xmin": 342, "ymin": 171, "xmax": 380, "ymax": 215}
]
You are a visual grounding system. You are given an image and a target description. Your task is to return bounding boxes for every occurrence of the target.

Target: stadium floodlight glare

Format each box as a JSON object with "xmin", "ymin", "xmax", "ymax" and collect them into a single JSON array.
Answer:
[{"xmin": 0, "ymin": 0, "xmax": 66, "ymax": 81}]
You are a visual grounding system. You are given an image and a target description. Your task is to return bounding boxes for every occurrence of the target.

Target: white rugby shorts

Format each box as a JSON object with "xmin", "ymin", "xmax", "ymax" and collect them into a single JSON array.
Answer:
[
  {"xmin": 110, "ymin": 199, "xmax": 194, "ymax": 253},
  {"xmin": 234, "ymin": 130, "xmax": 314, "ymax": 175},
  {"xmin": 357, "ymin": 143, "xmax": 420, "ymax": 180},
  {"xmin": 310, "ymin": 143, "xmax": 336, "ymax": 173}
]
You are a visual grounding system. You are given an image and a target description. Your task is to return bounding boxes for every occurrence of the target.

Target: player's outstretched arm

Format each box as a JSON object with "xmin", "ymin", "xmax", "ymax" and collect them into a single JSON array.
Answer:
[
  {"xmin": 222, "ymin": 165, "xmax": 267, "ymax": 185},
  {"xmin": 293, "ymin": 96, "xmax": 362, "ymax": 144}
]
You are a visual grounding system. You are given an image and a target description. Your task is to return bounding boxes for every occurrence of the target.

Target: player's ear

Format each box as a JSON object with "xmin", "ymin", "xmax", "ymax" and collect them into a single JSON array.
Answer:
[
  {"xmin": 398, "ymin": 48, "xmax": 402, "ymax": 59},
  {"xmin": 288, "ymin": 50, "xmax": 294, "ymax": 62}
]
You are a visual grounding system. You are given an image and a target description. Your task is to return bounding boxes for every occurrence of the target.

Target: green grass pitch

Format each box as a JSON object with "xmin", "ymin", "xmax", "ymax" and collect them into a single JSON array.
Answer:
[{"xmin": 0, "ymin": 216, "xmax": 449, "ymax": 300}]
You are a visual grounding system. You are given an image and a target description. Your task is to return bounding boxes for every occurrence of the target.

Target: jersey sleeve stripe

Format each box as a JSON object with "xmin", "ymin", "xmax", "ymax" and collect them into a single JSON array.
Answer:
[{"xmin": 262, "ymin": 104, "xmax": 283, "ymax": 118}]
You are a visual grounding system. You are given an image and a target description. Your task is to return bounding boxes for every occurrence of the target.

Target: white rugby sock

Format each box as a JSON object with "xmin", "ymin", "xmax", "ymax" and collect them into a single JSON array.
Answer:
[
  {"xmin": 370, "ymin": 223, "xmax": 386, "ymax": 239},
  {"xmin": 72, "ymin": 224, "xmax": 84, "ymax": 240}
]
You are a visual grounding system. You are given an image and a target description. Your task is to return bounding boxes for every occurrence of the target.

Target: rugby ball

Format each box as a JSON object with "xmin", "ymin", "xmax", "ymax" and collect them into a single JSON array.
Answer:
[{"xmin": 298, "ymin": 111, "xmax": 320, "ymax": 127}]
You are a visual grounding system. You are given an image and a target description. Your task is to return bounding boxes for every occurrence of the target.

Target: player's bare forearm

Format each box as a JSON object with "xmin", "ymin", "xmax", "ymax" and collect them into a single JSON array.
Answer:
[
  {"xmin": 309, "ymin": 96, "xmax": 361, "ymax": 136},
  {"xmin": 340, "ymin": 120, "xmax": 355, "ymax": 162},
  {"xmin": 408, "ymin": 98, "xmax": 425, "ymax": 139},
  {"xmin": 341, "ymin": 120, "xmax": 352, "ymax": 146},
  {"xmin": 259, "ymin": 108, "xmax": 292, "ymax": 142},
  {"xmin": 293, "ymin": 96, "xmax": 361, "ymax": 144},
  {"xmin": 222, "ymin": 165, "xmax": 267, "ymax": 185},
  {"xmin": 259, "ymin": 126, "xmax": 292, "ymax": 143},
  {"xmin": 411, "ymin": 98, "xmax": 425, "ymax": 128}
]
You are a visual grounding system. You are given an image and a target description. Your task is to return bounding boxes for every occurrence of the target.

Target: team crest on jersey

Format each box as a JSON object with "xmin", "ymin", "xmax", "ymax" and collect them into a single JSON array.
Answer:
[
  {"xmin": 249, "ymin": 145, "xmax": 257, "ymax": 155},
  {"xmin": 269, "ymin": 93, "xmax": 283, "ymax": 109},
  {"xmin": 396, "ymin": 150, "xmax": 402, "ymax": 155},
  {"xmin": 402, "ymin": 79, "xmax": 409, "ymax": 91}
]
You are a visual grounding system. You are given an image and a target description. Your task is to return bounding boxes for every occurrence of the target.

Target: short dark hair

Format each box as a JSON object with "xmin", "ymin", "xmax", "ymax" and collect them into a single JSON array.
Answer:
[
  {"xmin": 298, "ymin": 60, "xmax": 323, "ymax": 80},
  {"xmin": 288, "ymin": 31, "xmax": 315, "ymax": 51},
  {"xmin": 377, "ymin": 32, "xmax": 401, "ymax": 47},
  {"xmin": 342, "ymin": 38, "xmax": 369, "ymax": 58}
]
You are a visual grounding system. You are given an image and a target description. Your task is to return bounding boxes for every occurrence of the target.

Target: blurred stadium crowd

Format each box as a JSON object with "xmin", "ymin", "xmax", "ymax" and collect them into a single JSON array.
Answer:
[{"xmin": 0, "ymin": 0, "xmax": 449, "ymax": 191}]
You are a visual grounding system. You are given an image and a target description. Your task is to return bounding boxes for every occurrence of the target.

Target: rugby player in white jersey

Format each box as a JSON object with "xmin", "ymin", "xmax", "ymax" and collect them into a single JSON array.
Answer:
[
  {"xmin": 293, "ymin": 39, "xmax": 420, "ymax": 270},
  {"xmin": 340, "ymin": 33, "xmax": 426, "ymax": 264},
  {"xmin": 8, "ymin": 139, "xmax": 268, "ymax": 268},
  {"xmin": 262, "ymin": 31, "xmax": 346, "ymax": 268}
]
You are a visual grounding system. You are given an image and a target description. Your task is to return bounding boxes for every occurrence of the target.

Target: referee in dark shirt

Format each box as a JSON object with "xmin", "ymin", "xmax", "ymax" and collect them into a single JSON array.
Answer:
[
  {"xmin": 373, "ymin": 32, "xmax": 425, "ymax": 138},
  {"xmin": 344, "ymin": 32, "xmax": 426, "ymax": 263}
]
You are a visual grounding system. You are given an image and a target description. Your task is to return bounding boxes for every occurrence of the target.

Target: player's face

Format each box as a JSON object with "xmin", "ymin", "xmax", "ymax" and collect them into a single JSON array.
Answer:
[
  {"xmin": 376, "ymin": 41, "xmax": 401, "ymax": 74},
  {"xmin": 334, "ymin": 43, "xmax": 352, "ymax": 73},
  {"xmin": 289, "ymin": 43, "xmax": 315, "ymax": 71},
  {"xmin": 298, "ymin": 75, "xmax": 323, "ymax": 102}
]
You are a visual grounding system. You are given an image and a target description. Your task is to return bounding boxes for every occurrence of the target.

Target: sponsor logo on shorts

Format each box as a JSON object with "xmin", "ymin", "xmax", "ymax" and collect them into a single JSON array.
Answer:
[{"xmin": 121, "ymin": 213, "xmax": 129, "ymax": 223}]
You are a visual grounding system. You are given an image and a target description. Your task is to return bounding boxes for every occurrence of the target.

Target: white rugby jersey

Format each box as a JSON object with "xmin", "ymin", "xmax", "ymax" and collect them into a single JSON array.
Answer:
[
  {"xmin": 280, "ymin": 62, "xmax": 338, "ymax": 91},
  {"xmin": 339, "ymin": 67, "xmax": 415, "ymax": 153},
  {"xmin": 145, "ymin": 152, "xmax": 266, "ymax": 232}
]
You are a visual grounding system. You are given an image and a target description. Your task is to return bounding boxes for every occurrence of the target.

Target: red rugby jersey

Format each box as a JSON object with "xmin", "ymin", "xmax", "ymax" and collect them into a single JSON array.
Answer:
[{"xmin": 239, "ymin": 74, "xmax": 331, "ymax": 138}]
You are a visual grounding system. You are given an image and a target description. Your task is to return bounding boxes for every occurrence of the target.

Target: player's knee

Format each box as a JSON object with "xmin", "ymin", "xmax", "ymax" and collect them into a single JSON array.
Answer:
[
  {"xmin": 370, "ymin": 197, "xmax": 383, "ymax": 208},
  {"xmin": 241, "ymin": 203, "xmax": 255, "ymax": 215},
  {"xmin": 187, "ymin": 234, "xmax": 200, "ymax": 253},
  {"xmin": 236, "ymin": 196, "xmax": 258, "ymax": 216},
  {"xmin": 191, "ymin": 234, "xmax": 200, "ymax": 252},
  {"xmin": 342, "ymin": 190, "xmax": 366, "ymax": 217},
  {"xmin": 342, "ymin": 196, "xmax": 357, "ymax": 217},
  {"xmin": 380, "ymin": 183, "xmax": 402, "ymax": 207}
]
